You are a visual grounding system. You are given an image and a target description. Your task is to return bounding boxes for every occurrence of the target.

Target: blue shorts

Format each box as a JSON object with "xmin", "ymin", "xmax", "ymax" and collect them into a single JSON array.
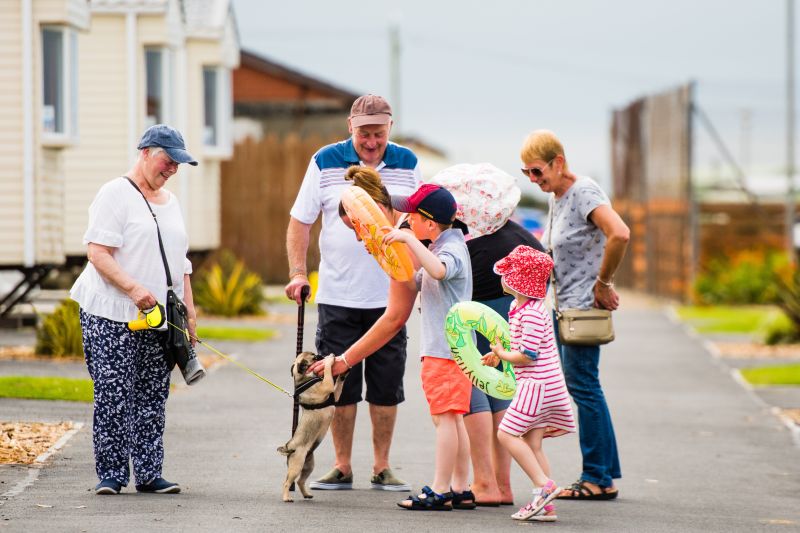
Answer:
[{"xmin": 466, "ymin": 295, "xmax": 513, "ymax": 416}]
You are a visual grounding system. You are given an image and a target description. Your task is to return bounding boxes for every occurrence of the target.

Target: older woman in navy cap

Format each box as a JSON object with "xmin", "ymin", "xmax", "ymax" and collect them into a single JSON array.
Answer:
[{"xmin": 71, "ymin": 124, "xmax": 198, "ymax": 495}]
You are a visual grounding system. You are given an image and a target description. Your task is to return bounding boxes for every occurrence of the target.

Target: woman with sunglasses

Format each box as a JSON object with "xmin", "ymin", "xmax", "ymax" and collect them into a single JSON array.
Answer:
[{"xmin": 519, "ymin": 130, "xmax": 630, "ymax": 501}]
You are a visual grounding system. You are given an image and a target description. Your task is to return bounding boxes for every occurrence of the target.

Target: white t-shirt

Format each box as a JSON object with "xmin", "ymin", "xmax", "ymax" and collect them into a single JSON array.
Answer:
[
  {"xmin": 289, "ymin": 139, "xmax": 421, "ymax": 308},
  {"xmin": 70, "ymin": 177, "xmax": 192, "ymax": 323}
]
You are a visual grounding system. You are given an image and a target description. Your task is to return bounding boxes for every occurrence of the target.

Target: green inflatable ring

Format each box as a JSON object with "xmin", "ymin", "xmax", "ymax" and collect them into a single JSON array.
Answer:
[{"xmin": 445, "ymin": 301, "xmax": 516, "ymax": 400}]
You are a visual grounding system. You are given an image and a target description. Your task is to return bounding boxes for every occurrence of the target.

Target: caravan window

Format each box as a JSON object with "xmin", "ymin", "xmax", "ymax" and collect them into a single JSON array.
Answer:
[
  {"xmin": 42, "ymin": 26, "xmax": 78, "ymax": 138},
  {"xmin": 203, "ymin": 67, "xmax": 219, "ymax": 146},
  {"xmin": 203, "ymin": 66, "xmax": 231, "ymax": 152},
  {"xmin": 145, "ymin": 48, "xmax": 173, "ymax": 128}
]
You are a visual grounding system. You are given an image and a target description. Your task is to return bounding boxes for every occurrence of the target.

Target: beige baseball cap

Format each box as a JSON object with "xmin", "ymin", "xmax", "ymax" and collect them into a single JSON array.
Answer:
[{"xmin": 349, "ymin": 94, "xmax": 392, "ymax": 127}]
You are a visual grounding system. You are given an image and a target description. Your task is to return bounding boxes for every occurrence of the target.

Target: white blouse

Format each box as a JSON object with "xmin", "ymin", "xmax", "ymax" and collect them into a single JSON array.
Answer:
[{"xmin": 70, "ymin": 177, "xmax": 192, "ymax": 323}]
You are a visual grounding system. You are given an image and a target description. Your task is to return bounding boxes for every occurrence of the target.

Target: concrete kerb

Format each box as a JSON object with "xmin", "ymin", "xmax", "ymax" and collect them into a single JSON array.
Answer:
[
  {"xmin": 0, "ymin": 422, "xmax": 84, "ymax": 506},
  {"xmin": 665, "ymin": 303, "xmax": 800, "ymax": 448},
  {"xmin": 774, "ymin": 407, "xmax": 800, "ymax": 447}
]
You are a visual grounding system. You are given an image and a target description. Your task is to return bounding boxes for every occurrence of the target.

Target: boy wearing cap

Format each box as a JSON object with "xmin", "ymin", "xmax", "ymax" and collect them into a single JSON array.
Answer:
[
  {"xmin": 481, "ymin": 245, "xmax": 575, "ymax": 522},
  {"xmin": 382, "ymin": 184, "xmax": 474, "ymax": 511}
]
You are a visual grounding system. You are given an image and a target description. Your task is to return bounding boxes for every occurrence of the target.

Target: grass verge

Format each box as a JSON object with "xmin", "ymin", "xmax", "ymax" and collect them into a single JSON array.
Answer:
[
  {"xmin": 196, "ymin": 325, "xmax": 277, "ymax": 342},
  {"xmin": 740, "ymin": 364, "xmax": 800, "ymax": 386},
  {"xmin": 675, "ymin": 305, "xmax": 782, "ymax": 334},
  {"xmin": 0, "ymin": 376, "xmax": 93, "ymax": 402}
]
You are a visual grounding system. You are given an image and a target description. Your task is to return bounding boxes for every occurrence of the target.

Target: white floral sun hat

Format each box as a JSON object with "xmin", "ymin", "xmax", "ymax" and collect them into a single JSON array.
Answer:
[{"xmin": 429, "ymin": 162, "xmax": 521, "ymax": 238}]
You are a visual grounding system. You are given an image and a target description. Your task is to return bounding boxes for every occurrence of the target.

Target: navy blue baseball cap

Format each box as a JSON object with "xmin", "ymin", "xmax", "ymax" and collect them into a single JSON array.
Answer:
[
  {"xmin": 137, "ymin": 124, "xmax": 198, "ymax": 166},
  {"xmin": 391, "ymin": 184, "xmax": 457, "ymax": 224}
]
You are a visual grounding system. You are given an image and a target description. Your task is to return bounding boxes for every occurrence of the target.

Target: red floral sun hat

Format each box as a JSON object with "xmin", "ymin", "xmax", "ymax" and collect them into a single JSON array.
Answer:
[{"xmin": 493, "ymin": 245, "xmax": 554, "ymax": 299}]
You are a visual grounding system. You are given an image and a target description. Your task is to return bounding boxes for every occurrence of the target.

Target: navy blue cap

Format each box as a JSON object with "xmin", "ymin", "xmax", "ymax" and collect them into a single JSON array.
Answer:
[
  {"xmin": 137, "ymin": 124, "xmax": 198, "ymax": 166},
  {"xmin": 391, "ymin": 184, "xmax": 457, "ymax": 224}
]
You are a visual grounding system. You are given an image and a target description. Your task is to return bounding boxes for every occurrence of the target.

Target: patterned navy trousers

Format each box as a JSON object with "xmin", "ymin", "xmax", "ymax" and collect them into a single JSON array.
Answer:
[{"xmin": 80, "ymin": 309, "xmax": 171, "ymax": 486}]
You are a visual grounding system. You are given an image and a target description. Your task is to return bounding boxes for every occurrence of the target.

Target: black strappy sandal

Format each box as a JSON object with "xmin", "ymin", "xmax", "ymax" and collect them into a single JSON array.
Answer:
[
  {"xmin": 451, "ymin": 489, "xmax": 477, "ymax": 510},
  {"xmin": 557, "ymin": 480, "xmax": 618, "ymax": 500},
  {"xmin": 397, "ymin": 486, "xmax": 454, "ymax": 511}
]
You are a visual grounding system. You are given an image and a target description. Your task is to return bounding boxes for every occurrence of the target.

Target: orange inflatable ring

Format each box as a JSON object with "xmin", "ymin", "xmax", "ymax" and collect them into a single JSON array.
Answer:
[{"xmin": 341, "ymin": 186, "xmax": 415, "ymax": 282}]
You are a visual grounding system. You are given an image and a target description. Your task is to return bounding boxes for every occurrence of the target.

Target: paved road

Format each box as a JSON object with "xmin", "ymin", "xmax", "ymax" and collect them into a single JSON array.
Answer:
[{"xmin": 1, "ymin": 297, "xmax": 798, "ymax": 532}]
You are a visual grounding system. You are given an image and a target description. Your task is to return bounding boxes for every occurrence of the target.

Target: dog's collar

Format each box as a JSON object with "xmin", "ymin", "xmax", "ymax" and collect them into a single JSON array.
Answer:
[{"xmin": 300, "ymin": 394, "xmax": 335, "ymax": 410}]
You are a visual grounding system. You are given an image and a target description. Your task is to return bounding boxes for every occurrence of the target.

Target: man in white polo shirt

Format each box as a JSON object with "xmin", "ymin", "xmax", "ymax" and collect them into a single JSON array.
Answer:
[{"xmin": 284, "ymin": 95, "xmax": 421, "ymax": 491}]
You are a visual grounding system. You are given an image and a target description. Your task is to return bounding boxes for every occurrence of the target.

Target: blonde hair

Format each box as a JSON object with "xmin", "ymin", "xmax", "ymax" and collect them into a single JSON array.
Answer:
[
  {"xmin": 520, "ymin": 129, "xmax": 569, "ymax": 171},
  {"xmin": 344, "ymin": 166, "xmax": 391, "ymax": 209}
]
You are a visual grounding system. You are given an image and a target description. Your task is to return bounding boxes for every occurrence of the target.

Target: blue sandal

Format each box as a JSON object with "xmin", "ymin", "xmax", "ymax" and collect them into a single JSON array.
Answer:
[{"xmin": 397, "ymin": 486, "xmax": 453, "ymax": 511}]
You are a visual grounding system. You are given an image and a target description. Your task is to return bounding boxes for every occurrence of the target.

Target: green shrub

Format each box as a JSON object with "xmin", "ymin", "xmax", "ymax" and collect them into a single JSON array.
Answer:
[
  {"xmin": 773, "ymin": 261, "xmax": 800, "ymax": 345},
  {"xmin": 694, "ymin": 250, "xmax": 787, "ymax": 305},
  {"xmin": 761, "ymin": 310, "xmax": 800, "ymax": 345},
  {"xmin": 34, "ymin": 299, "xmax": 84, "ymax": 357},
  {"xmin": 193, "ymin": 250, "xmax": 265, "ymax": 317},
  {"xmin": 763, "ymin": 316, "xmax": 800, "ymax": 345}
]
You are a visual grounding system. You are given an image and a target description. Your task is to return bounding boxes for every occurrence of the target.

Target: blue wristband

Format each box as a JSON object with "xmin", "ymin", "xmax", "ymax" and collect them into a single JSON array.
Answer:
[{"xmin": 522, "ymin": 348, "xmax": 538, "ymax": 361}]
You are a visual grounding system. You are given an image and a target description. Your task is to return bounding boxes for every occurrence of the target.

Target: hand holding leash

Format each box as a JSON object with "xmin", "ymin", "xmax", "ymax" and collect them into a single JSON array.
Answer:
[{"xmin": 127, "ymin": 303, "xmax": 166, "ymax": 331}]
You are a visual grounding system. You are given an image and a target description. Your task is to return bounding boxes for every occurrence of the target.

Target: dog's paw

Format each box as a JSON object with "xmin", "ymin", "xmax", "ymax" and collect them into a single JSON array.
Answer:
[
  {"xmin": 303, "ymin": 493, "xmax": 314, "ymax": 499},
  {"xmin": 282, "ymin": 496, "xmax": 294, "ymax": 503},
  {"xmin": 277, "ymin": 445, "xmax": 293, "ymax": 456}
]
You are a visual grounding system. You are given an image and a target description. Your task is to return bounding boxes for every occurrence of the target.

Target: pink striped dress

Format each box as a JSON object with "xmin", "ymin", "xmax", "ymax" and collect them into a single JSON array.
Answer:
[{"xmin": 498, "ymin": 298, "xmax": 576, "ymax": 438}]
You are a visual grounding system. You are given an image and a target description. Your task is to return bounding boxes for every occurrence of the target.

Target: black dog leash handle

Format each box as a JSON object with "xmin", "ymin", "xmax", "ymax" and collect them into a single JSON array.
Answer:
[
  {"xmin": 290, "ymin": 285, "xmax": 310, "ymax": 493},
  {"xmin": 295, "ymin": 285, "xmax": 310, "ymax": 356}
]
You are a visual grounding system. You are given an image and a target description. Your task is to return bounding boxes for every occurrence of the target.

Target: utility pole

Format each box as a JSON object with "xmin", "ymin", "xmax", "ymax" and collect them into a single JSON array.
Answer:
[
  {"xmin": 389, "ymin": 23, "xmax": 401, "ymax": 136},
  {"xmin": 788, "ymin": 0, "xmax": 796, "ymax": 260}
]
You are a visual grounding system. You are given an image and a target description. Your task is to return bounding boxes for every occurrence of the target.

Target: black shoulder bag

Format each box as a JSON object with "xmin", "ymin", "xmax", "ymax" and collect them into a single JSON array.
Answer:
[{"xmin": 125, "ymin": 177, "xmax": 206, "ymax": 384}]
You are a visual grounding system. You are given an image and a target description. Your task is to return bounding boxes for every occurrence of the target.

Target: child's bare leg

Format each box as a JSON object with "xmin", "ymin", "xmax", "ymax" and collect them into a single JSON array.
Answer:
[
  {"xmin": 523, "ymin": 428, "xmax": 550, "ymax": 478},
  {"xmin": 431, "ymin": 412, "xmax": 458, "ymax": 494},
  {"xmin": 497, "ymin": 428, "xmax": 549, "ymax": 487},
  {"xmin": 464, "ymin": 412, "xmax": 502, "ymax": 503},
  {"xmin": 492, "ymin": 410, "xmax": 514, "ymax": 502},
  {"xmin": 451, "ymin": 414, "xmax": 470, "ymax": 493}
]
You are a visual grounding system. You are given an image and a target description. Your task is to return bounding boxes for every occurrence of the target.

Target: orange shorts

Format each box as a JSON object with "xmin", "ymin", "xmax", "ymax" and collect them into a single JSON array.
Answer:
[{"xmin": 420, "ymin": 357, "xmax": 472, "ymax": 415}]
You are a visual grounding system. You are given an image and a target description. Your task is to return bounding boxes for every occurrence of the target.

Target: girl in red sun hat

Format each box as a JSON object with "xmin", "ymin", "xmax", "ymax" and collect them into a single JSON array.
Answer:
[{"xmin": 481, "ymin": 245, "xmax": 575, "ymax": 522}]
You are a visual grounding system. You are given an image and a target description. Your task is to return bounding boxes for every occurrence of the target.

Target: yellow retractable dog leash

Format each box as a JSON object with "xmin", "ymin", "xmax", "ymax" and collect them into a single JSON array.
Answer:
[{"xmin": 127, "ymin": 306, "xmax": 292, "ymax": 398}]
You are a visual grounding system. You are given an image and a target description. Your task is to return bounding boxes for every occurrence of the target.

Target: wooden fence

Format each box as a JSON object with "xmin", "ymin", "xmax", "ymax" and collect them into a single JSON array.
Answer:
[
  {"xmin": 697, "ymin": 202, "xmax": 786, "ymax": 267},
  {"xmin": 615, "ymin": 199, "xmax": 787, "ymax": 301},
  {"xmin": 220, "ymin": 134, "xmax": 337, "ymax": 283}
]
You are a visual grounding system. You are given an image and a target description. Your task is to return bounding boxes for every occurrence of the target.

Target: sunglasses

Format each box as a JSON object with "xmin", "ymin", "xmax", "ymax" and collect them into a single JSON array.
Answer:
[{"xmin": 521, "ymin": 158, "xmax": 555, "ymax": 179}]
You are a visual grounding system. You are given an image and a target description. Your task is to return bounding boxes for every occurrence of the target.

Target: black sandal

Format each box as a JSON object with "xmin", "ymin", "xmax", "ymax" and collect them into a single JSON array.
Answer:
[
  {"xmin": 557, "ymin": 480, "xmax": 618, "ymax": 500},
  {"xmin": 451, "ymin": 489, "xmax": 477, "ymax": 510},
  {"xmin": 397, "ymin": 486, "xmax": 453, "ymax": 511}
]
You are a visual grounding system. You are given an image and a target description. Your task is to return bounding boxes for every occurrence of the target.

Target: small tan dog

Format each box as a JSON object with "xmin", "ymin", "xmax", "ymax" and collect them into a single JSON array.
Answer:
[{"xmin": 278, "ymin": 352, "xmax": 344, "ymax": 502}]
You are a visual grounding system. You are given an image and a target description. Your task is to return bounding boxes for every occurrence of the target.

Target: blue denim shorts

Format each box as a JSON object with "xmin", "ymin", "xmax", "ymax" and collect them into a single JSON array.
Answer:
[{"xmin": 467, "ymin": 385, "xmax": 511, "ymax": 414}]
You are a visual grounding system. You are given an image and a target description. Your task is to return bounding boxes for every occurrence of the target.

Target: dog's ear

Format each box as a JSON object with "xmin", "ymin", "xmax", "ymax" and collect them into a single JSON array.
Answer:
[{"xmin": 296, "ymin": 360, "xmax": 308, "ymax": 375}]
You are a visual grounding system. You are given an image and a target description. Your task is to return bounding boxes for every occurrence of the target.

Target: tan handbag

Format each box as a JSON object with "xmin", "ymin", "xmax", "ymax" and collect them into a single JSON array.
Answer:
[
  {"xmin": 555, "ymin": 308, "xmax": 615, "ymax": 346},
  {"xmin": 547, "ymin": 201, "xmax": 615, "ymax": 346}
]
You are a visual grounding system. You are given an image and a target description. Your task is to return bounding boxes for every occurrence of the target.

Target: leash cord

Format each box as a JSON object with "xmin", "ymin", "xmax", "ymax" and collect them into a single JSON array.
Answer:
[{"xmin": 165, "ymin": 320, "xmax": 293, "ymax": 398}]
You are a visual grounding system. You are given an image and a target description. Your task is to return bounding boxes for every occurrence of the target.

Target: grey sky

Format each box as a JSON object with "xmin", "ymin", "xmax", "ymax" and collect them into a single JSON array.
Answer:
[{"xmin": 232, "ymin": 0, "xmax": 791, "ymax": 198}]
